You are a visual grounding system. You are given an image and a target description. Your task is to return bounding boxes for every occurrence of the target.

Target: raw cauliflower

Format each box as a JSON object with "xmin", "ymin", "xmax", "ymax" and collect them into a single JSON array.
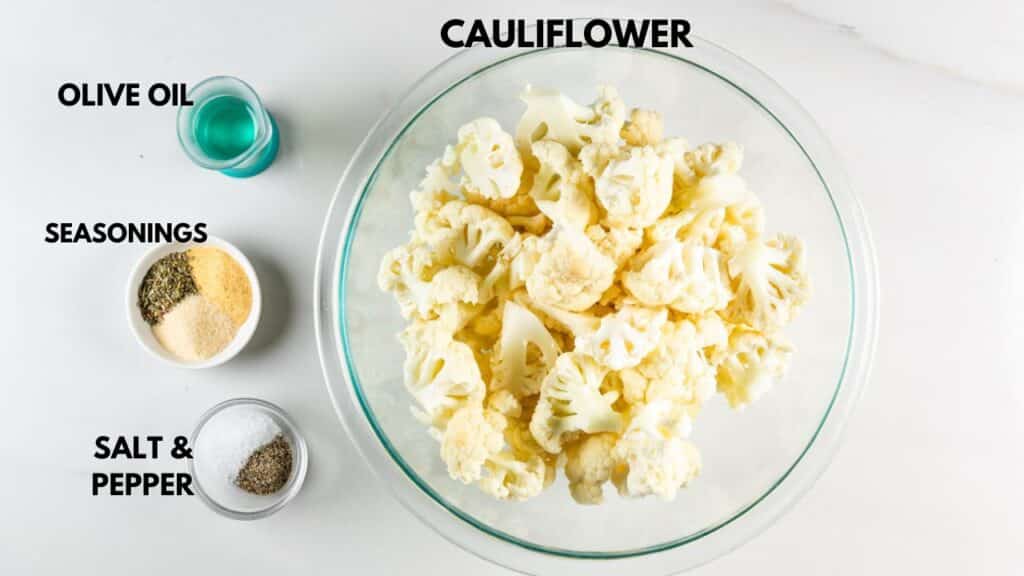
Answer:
[
  {"xmin": 612, "ymin": 400, "xmax": 701, "ymax": 501},
  {"xmin": 530, "ymin": 352, "xmax": 622, "ymax": 454},
  {"xmin": 512, "ymin": 290, "xmax": 601, "ymax": 339},
  {"xmin": 479, "ymin": 419, "xmax": 555, "ymax": 501},
  {"xmin": 379, "ymin": 84, "xmax": 812, "ymax": 506},
  {"xmin": 585, "ymin": 224, "xmax": 644, "ymax": 268},
  {"xmin": 592, "ymin": 145, "xmax": 674, "ymax": 229},
  {"xmin": 523, "ymin": 226, "xmax": 616, "ymax": 312},
  {"xmin": 528, "ymin": 140, "xmax": 598, "ymax": 230},
  {"xmin": 621, "ymin": 108, "xmax": 664, "ymax": 147},
  {"xmin": 725, "ymin": 234, "xmax": 810, "ymax": 331},
  {"xmin": 410, "ymin": 147, "xmax": 460, "ymax": 214},
  {"xmin": 490, "ymin": 301, "xmax": 560, "ymax": 397},
  {"xmin": 716, "ymin": 327, "xmax": 794, "ymax": 409},
  {"xmin": 575, "ymin": 305, "xmax": 667, "ymax": 371},
  {"xmin": 622, "ymin": 239, "xmax": 732, "ymax": 314},
  {"xmin": 649, "ymin": 174, "xmax": 763, "ymax": 250},
  {"xmin": 399, "ymin": 321, "xmax": 485, "ymax": 425},
  {"xmin": 564, "ymin": 433, "xmax": 618, "ymax": 505},
  {"xmin": 620, "ymin": 319, "xmax": 716, "ymax": 407},
  {"xmin": 377, "ymin": 241, "xmax": 451, "ymax": 319},
  {"xmin": 441, "ymin": 405, "xmax": 506, "ymax": 483},
  {"xmin": 416, "ymin": 200, "xmax": 515, "ymax": 273},
  {"xmin": 455, "ymin": 118, "xmax": 523, "ymax": 200},
  {"xmin": 516, "ymin": 85, "xmax": 626, "ymax": 154}
]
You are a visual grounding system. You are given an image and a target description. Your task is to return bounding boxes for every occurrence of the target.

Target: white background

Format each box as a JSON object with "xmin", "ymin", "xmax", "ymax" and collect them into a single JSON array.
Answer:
[{"xmin": 2, "ymin": 0, "xmax": 1022, "ymax": 574}]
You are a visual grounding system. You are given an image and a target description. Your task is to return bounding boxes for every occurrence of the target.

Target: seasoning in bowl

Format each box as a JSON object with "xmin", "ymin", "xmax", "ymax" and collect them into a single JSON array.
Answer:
[
  {"xmin": 237, "ymin": 435, "xmax": 293, "ymax": 495},
  {"xmin": 188, "ymin": 246, "xmax": 253, "ymax": 327},
  {"xmin": 137, "ymin": 246, "xmax": 253, "ymax": 362},
  {"xmin": 194, "ymin": 405, "xmax": 294, "ymax": 496},
  {"xmin": 138, "ymin": 252, "xmax": 197, "ymax": 325}
]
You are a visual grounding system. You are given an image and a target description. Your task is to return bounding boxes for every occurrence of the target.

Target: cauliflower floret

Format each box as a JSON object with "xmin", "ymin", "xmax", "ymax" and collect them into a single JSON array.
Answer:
[
  {"xmin": 578, "ymin": 142, "xmax": 620, "ymax": 180},
  {"xmin": 622, "ymin": 240, "xmax": 732, "ymax": 314},
  {"xmin": 465, "ymin": 178, "xmax": 541, "ymax": 220},
  {"xmin": 512, "ymin": 290, "xmax": 601, "ymax": 338},
  {"xmin": 507, "ymin": 234, "xmax": 539, "ymax": 291},
  {"xmin": 651, "ymin": 140, "xmax": 764, "ymax": 250},
  {"xmin": 491, "ymin": 301, "xmax": 561, "ymax": 397},
  {"xmin": 378, "ymin": 241, "xmax": 446, "ymax": 319},
  {"xmin": 477, "ymin": 233, "xmax": 532, "ymax": 304},
  {"xmin": 455, "ymin": 118, "xmax": 523, "ymax": 200},
  {"xmin": 717, "ymin": 327, "xmax": 793, "ymax": 409},
  {"xmin": 659, "ymin": 141, "xmax": 743, "ymax": 192},
  {"xmin": 416, "ymin": 201, "xmax": 515, "ymax": 274},
  {"xmin": 575, "ymin": 305, "xmax": 667, "ymax": 370},
  {"xmin": 524, "ymin": 227, "xmax": 616, "ymax": 312},
  {"xmin": 650, "ymin": 172, "xmax": 762, "ymax": 248},
  {"xmin": 585, "ymin": 224, "xmax": 643, "ymax": 268},
  {"xmin": 725, "ymin": 234, "xmax": 810, "ymax": 331},
  {"xmin": 400, "ymin": 322, "xmax": 486, "ymax": 422},
  {"xmin": 479, "ymin": 419, "xmax": 555, "ymax": 501},
  {"xmin": 410, "ymin": 147, "xmax": 460, "ymax": 215},
  {"xmin": 654, "ymin": 137, "xmax": 693, "ymax": 205},
  {"xmin": 564, "ymin": 433, "xmax": 617, "ymax": 505},
  {"xmin": 486, "ymin": 389, "xmax": 522, "ymax": 418},
  {"xmin": 612, "ymin": 400, "xmax": 701, "ymax": 501},
  {"xmin": 620, "ymin": 108, "xmax": 664, "ymax": 147},
  {"xmin": 695, "ymin": 312, "xmax": 730, "ymax": 352},
  {"xmin": 441, "ymin": 405, "xmax": 507, "ymax": 483},
  {"xmin": 428, "ymin": 266, "xmax": 480, "ymax": 306},
  {"xmin": 530, "ymin": 352, "xmax": 623, "ymax": 453},
  {"xmin": 528, "ymin": 140, "xmax": 598, "ymax": 230},
  {"xmin": 516, "ymin": 85, "xmax": 626, "ymax": 155},
  {"xmin": 620, "ymin": 320, "xmax": 716, "ymax": 407},
  {"xmin": 378, "ymin": 240, "xmax": 485, "ymax": 327},
  {"xmin": 687, "ymin": 142, "xmax": 743, "ymax": 178},
  {"xmin": 479, "ymin": 451, "xmax": 549, "ymax": 501},
  {"xmin": 592, "ymin": 146, "xmax": 674, "ymax": 229}
]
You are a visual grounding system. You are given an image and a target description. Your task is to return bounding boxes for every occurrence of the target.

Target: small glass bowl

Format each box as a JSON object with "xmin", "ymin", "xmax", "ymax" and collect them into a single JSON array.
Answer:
[
  {"xmin": 176, "ymin": 75, "xmax": 279, "ymax": 178},
  {"xmin": 189, "ymin": 398, "xmax": 309, "ymax": 520}
]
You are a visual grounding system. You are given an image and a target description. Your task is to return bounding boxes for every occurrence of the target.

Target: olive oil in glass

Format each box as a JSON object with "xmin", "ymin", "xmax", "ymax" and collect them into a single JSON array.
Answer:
[
  {"xmin": 176, "ymin": 76, "xmax": 279, "ymax": 178},
  {"xmin": 193, "ymin": 96, "xmax": 257, "ymax": 161}
]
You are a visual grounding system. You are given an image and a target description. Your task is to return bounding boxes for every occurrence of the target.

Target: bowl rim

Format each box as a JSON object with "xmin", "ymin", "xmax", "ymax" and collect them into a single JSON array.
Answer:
[
  {"xmin": 315, "ymin": 37, "xmax": 878, "ymax": 573},
  {"xmin": 125, "ymin": 236, "xmax": 262, "ymax": 369}
]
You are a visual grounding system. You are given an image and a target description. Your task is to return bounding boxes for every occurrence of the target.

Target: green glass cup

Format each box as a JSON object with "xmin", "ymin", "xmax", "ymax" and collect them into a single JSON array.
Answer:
[{"xmin": 177, "ymin": 76, "xmax": 279, "ymax": 178}]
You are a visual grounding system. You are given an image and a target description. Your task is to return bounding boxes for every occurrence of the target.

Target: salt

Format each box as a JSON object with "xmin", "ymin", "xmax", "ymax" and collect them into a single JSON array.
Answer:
[{"xmin": 194, "ymin": 406, "xmax": 282, "ymax": 486}]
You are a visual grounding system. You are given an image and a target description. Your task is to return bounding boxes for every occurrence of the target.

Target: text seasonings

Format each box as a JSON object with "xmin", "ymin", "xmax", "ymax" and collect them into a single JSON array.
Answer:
[{"xmin": 441, "ymin": 19, "xmax": 693, "ymax": 49}]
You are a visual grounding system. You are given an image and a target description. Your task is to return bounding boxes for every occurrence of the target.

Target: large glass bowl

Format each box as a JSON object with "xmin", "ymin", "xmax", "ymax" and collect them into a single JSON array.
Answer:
[{"xmin": 315, "ymin": 38, "xmax": 878, "ymax": 575}]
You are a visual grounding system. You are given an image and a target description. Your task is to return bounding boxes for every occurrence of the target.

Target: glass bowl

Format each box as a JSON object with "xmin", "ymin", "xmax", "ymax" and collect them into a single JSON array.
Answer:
[
  {"xmin": 189, "ymin": 398, "xmax": 309, "ymax": 520},
  {"xmin": 315, "ymin": 38, "xmax": 878, "ymax": 574}
]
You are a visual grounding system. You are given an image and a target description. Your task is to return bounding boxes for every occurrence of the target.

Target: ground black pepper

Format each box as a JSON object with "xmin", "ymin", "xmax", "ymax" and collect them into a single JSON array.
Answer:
[{"xmin": 236, "ymin": 435, "xmax": 293, "ymax": 495}]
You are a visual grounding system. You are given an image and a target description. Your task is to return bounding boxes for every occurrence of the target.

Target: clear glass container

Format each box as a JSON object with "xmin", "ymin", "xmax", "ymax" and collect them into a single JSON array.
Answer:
[
  {"xmin": 315, "ymin": 37, "xmax": 878, "ymax": 574},
  {"xmin": 189, "ymin": 398, "xmax": 308, "ymax": 520},
  {"xmin": 176, "ymin": 76, "xmax": 279, "ymax": 178}
]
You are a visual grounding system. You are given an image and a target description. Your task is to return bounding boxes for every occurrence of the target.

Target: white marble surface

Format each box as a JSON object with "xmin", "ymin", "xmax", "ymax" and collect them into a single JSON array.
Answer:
[{"xmin": 1, "ymin": 0, "xmax": 1021, "ymax": 574}]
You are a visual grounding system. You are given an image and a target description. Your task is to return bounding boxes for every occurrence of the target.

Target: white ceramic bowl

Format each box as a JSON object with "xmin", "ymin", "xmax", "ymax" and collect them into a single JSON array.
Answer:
[{"xmin": 126, "ymin": 236, "xmax": 262, "ymax": 368}]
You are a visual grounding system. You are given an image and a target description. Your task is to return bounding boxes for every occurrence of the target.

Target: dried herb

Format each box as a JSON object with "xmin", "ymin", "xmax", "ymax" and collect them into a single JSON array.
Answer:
[
  {"xmin": 236, "ymin": 435, "xmax": 293, "ymax": 495},
  {"xmin": 138, "ymin": 252, "xmax": 197, "ymax": 325}
]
